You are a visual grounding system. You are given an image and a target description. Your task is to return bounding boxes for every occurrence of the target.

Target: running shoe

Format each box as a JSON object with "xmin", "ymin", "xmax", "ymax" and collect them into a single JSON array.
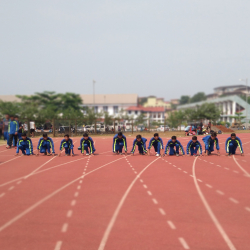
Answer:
[
  {"xmin": 176, "ymin": 153, "xmax": 179, "ymax": 157},
  {"xmin": 156, "ymin": 154, "xmax": 160, "ymax": 157}
]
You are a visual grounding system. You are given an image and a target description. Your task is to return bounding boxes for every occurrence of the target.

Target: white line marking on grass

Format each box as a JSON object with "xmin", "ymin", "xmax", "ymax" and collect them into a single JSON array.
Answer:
[
  {"xmin": 152, "ymin": 198, "xmax": 158, "ymax": 204},
  {"xmin": 61, "ymin": 223, "xmax": 68, "ymax": 232},
  {"xmin": 0, "ymin": 193, "xmax": 5, "ymax": 198},
  {"xmin": 147, "ymin": 191, "xmax": 152, "ymax": 196},
  {"xmin": 192, "ymin": 157, "xmax": 236, "ymax": 250},
  {"xmin": 98, "ymin": 158, "xmax": 159, "ymax": 250},
  {"xmin": 159, "ymin": 208, "xmax": 166, "ymax": 215},
  {"xmin": 167, "ymin": 220, "xmax": 176, "ymax": 230},
  {"xmin": 0, "ymin": 157, "xmax": 124, "ymax": 233},
  {"xmin": 67, "ymin": 210, "xmax": 73, "ymax": 218},
  {"xmin": 54, "ymin": 241, "xmax": 62, "ymax": 250},
  {"xmin": 245, "ymin": 207, "xmax": 250, "ymax": 212},
  {"xmin": 77, "ymin": 185, "xmax": 81, "ymax": 190},
  {"xmin": 216, "ymin": 190, "xmax": 224, "ymax": 195},
  {"xmin": 71, "ymin": 200, "xmax": 76, "ymax": 206},
  {"xmin": 143, "ymin": 184, "xmax": 147, "ymax": 189},
  {"xmin": 178, "ymin": 237, "xmax": 190, "ymax": 249},
  {"xmin": 229, "ymin": 198, "xmax": 239, "ymax": 204},
  {"xmin": 233, "ymin": 156, "xmax": 250, "ymax": 177},
  {"xmin": 8, "ymin": 186, "xmax": 14, "ymax": 191}
]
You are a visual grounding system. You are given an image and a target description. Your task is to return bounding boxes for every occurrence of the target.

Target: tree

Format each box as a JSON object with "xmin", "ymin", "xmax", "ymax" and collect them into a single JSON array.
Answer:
[
  {"xmin": 190, "ymin": 92, "xmax": 206, "ymax": 103},
  {"xmin": 179, "ymin": 96, "xmax": 190, "ymax": 105},
  {"xmin": 134, "ymin": 113, "xmax": 146, "ymax": 125},
  {"xmin": 230, "ymin": 112, "xmax": 246, "ymax": 125},
  {"xmin": 195, "ymin": 103, "xmax": 221, "ymax": 122},
  {"xmin": 0, "ymin": 101, "xmax": 20, "ymax": 117}
]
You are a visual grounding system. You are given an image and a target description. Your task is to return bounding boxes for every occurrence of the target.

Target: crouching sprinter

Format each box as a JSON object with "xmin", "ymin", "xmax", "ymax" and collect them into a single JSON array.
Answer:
[
  {"xmin": 202, "ymin": 132, "xmax": 220, "ymax": 156},
  {"xmin": 187, "ymin": 136, "xmax": 202, "ymax": 156},
  {"xmin": 58, "ymin": 134, "xmax": 74, "ymax": 156},
  {"xmin": 79, "ymin": 133, "xmax": 95, "ymax": 156},
  {"xmin": 37, "ymin": 133, "xmax": 55, "ymax": 156},
  {"xmin": 113, "ymin": 132, "xmax": 127, "ymax": 155},
  {"xmin": 164, "ymin": 136, "xmax": 185, "ymax": 156},
  {"xmin": 225, "ymin": 133, "xmax": 244, "ymax": 156},
  {"xmin": 15, "ymin": 133, "xmax": 33, "ymax": 156},
  {"xmin": 148, "ymin": 133, "xmax": 164, "ymax": 156},
  {"xmin": 131, "ymin": 135, "xmax": 148, "ymax": 155}
]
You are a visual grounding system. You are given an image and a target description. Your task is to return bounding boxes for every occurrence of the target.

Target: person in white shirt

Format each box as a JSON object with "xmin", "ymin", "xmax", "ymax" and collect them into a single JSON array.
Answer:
[{"xmin": 30, "ymin": 121, "xmax": 36, "ymax": 138}]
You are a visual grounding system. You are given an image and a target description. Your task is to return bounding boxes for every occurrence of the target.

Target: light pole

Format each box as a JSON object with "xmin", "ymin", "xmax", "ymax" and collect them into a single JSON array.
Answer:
[{"xmin": 239, "ymin": 78, "xmax": 248, "ymax": 123}]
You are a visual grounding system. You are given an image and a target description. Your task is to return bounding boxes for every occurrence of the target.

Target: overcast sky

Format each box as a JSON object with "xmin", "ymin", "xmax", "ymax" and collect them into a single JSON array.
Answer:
[{"xmin": 0, "ymin": 1, "xmax": 250, "ymax": 100}]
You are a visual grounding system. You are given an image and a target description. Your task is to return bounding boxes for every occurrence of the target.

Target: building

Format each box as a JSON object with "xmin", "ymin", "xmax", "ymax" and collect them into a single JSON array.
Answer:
[
  {"xmin": 177, "ymin": 95, "xmax": 250, "ymax": 124},
  {"xmin": 206, "ymin": 85, "xmax": 250, "ymax": 100},
  {"xmin": 140, "ymin": 96, "xmax": 171, "ymax": 110},
  {"xmin": 126, "ymin": 106, "xmax": 165, "ymax": 124}
]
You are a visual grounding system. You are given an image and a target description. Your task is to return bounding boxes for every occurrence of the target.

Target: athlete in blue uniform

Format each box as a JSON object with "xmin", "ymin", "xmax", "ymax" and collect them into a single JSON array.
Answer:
[
  {"xmin": 202, "ymin": 132, "xmax": 220, "ymax": 156},
  {"xmin": 186, "ymin": 136, "xmax": 202, "ymax": 156},
  {"xmin": 7, "ymin": 115, "xmax": 18, "ymax": 149},
  {"xmin": 37, "ymin": 133, "xmax": 55, "ymax": 156},
  {"xmin": 131, "ymin": 135, "xmax": 148, "ymax": 155},
  {"xmin": 15, "ymin": 133, "xmax": 33, "ymax": 156},
  {"xmin": 148, "ymin": 133, "xmax": 164, "ymax": 156},
  {"xmin": 79, "ymin": 133, "xmax": 96, "ymax": 155},
  {"xmin": 113, "ymin": 132, "xmax": 127, "ymax": 155},
  {"xmin": 164, "ymin": 136, "xmax": 185, "ymax": 156},
  {"xmin": 59, "ymin": 134, "xmax": 74, "ymax": 156},
  {"xmin": 225, "ymin": 133, "xmax": 244, "ymax": 156}
]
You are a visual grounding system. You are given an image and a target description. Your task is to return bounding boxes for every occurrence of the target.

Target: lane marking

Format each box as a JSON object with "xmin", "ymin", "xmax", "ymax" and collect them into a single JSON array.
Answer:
[
  {"xmin": 233, "ymin": 171, "xmax": 239, "ymax": 174},
  {"xmin": 152, "ymin": 198, "xmax": 158, "ymax": 204},
  {"xmin": 217, "ymin": 165, "xmax": 221, "ymax": 167},
  {"xmin": 67, "ymin": 210, "xmax": 73, "ymax": 218},
  {"xmin": 147, "ymin": 191, "xmax": 152, "ymax": 196},
  {"xmin": 71, "ymin": 200, "xmax": 76, "ymax": 206},
  {"xmin": 192, "ymin": 157, "xmax": 236, "ymax": 250},
  {"xmin": 245, "ymin": 207, "xmax": 250, "ymax": 212},
  {"xmin": 61, "ymin": 223, "xmax": 68, "ymax": 233},
  {"xmin": 224, "ymin": 168, "xmax": 229, "ymax": 170},
  {"xmin": 54, "ymin": 241, "xmax": 62, "ymax": 250},
  {"xmin": 178, "ymin": 168, "xmax": 182, "ymax": 170},
  {"xmin": 233, "ymin": 155, "xmax": 250, "ymax": 177},
  {"xmin": 178, "ymin": 237, "xmax": 190, "ymax": 249},
  {"xmin": 159, "ymin": 208, "xmax": 166, "ymax": 215},
  {"xmin": 216, "ymin": 190, "xmax": 224, "ymax": 195},
  {"xmin": 143, "ymin": 184, "xmax": 147, "ymax": 189},
  {"xmin": 77, "ymin": 185, "xmax": 81, "ymax": 190},
  {"xmin": 167, "ymin": 220, "xmax": 176, "ymax": 230},
  {"xmin": 229, "ymin": 198, "xmax": 239, "ymax": 204},
  {"xmin": 0, "ymin": 156, "xmax": 21, "ymax": 166},
  {"xmin": 79, "ymin": 180, "xmax": 82, "ymax": 184},
  {"xmin": 197, "ymin": 179, "xmax": 202, "ymax": 182},
  {"xmin": 140, "ymin": 179, "xmax": 143, "ymax": 183},
  {"xmin": 16, "ymin": 181, "xmax": 22, "ymax": 185},
  {"xmin": 74, "ymin": 192, "xmax": 79, "ymax": 197},
  {"xmin": 0, "ymin": 193, "xmax": 5, "ymax": 198},
  {"xmin": 134, "ymin": 171, "xmax": 137, "ymax": 174},
  {"xmin": 0, "ymin": 157, "xmax": 141, "ymax": 233},
  {"xmin": 190, "ymin": 175, "xmax": 193, "ymax": 177},
  {"xmin": 206, "ymin": 184, "xmax": 213, "ymax": 188},
  {"xmin": 8, "ymin": 186, "xmax": 14, "ymax": 191},
  {"xmin": 98, "ymin": 158, "xmax": 159, "ymax": 250},
  {"xmin": 183, "ymin": 171, "xmax": 187, "ymax": 173}
]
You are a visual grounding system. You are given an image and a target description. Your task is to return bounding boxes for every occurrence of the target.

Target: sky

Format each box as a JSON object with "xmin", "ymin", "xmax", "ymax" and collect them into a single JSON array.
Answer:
[{"xmin": 0, "ymin": 0, "xmax": 250, "ymax": 101}]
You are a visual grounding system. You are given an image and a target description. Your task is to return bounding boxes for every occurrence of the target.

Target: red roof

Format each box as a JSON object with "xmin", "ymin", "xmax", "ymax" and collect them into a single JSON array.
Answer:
[{"xmin": 126, "ymin": 105, "xmax": 165, "ymax": 112}]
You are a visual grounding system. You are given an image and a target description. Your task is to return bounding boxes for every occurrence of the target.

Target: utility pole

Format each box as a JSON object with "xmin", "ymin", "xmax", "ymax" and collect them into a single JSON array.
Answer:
[
  {"xmin": 93, "ymin": 80, "xmax": 96, "ymax": 109},
  {"xmin": 239, "ymin": 78, "xmax": 248, "ymax": 123}
]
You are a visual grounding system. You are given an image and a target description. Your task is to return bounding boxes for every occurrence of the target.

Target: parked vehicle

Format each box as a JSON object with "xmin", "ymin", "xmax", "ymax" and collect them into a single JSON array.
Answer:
[{"xmin": 157, "ymin": 125, "xmax": 169, "ymax": 132}]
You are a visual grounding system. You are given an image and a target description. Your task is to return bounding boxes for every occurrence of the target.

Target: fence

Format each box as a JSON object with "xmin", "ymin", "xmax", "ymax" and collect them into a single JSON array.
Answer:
[{"xmin": 18, "ymin": 118, "xmax": 170, "ymax": 138}]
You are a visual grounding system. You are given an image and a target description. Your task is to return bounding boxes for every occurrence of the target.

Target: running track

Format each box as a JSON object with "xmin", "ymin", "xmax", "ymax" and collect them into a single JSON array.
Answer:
[{"xmin": 0, "ymin": 134, "xmax": 250, "ymax": 250}]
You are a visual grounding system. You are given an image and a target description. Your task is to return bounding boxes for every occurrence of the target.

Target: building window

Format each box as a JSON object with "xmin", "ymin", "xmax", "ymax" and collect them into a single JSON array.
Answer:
[
  {"xmin": 128, "ymin": 110, "xmax": 131, "ymax": 114},
  {"xmin": 103, "ymin": 106, "xmax": 108, "ymax": 112},
  {"xmin": 135, "ymin": 111, "xmax": 138, "ymax": 115},
  {"xmin": 113, "ymin": 106, "xmax": 118, "ymax": 114},
  {"xmin": 153, "ymin": 114, "xmax": 156, "ymax": 118},
  {"xmin": 158, "ymin": 113, "xmax": 161, "ymax": 118},
  {"xmin": 94, "ymin": 106, "xmax": 98, "ymax": 113}
]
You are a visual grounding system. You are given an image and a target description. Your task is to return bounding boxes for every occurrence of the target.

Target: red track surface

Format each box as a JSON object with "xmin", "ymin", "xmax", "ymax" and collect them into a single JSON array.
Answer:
[{"xmin": 0, "ymin": 134, "xmax": 250, "ymax": 250}]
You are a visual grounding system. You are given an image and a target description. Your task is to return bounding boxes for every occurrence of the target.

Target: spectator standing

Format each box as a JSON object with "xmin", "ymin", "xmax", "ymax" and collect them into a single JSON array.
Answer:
[{"xmin": 30, "ymin": 121, "xmax": 36, "ymax": 138}]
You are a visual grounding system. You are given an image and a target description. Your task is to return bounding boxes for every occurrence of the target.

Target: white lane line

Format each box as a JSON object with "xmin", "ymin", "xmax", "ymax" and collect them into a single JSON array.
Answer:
[
  {"xmin": 183, "ymin": 171, "xmax": 187, "ymax": 173},
  {"xmin": 132, "ymin": 168, "xmax": 134, "ymax": 170},
  {"xmin": 140, "ymin": 179, "xmax": 143, "ymax": 183},
  {"xmin": 0, "ymin": 157, "xmax": 124, "ymax": 233},
  {"xmin": 143, "ymin": 184, "xmax": 147, "ymax": 189},
  {"xmin": 217, "ymin": 165, "xmax": 221, "ymax": 167},
  {"xmin": 71, "ymin": 200, "xmax": 76, "ymax": 206},
  {"xmin": 54, "ymin": 241, "xmax": 62, "ymax": 250},
  {"xmin": 204, "ymin": 160, "xmax": 207, "ymax": 162},
  {"xmin": 74, "ymin": 192, "xmax": 79, "ymax": 197},
  {"xmin": 245, "ymin": 207, "xmax": 250, "ymax": 212},
  {"xmin": 0, "ymin": 156, "xmax": 21, "ymax": 166},
  {"xmin": 229, "ymin": 198, "xmax": 239, "ymax": 204},
  {"xmin": 0, "ymin": 193, "xmax": 5, "ymax": 198},
  {"xmin": 8, "ymin": 186, "xmax": 14, "ymax": 191},
  {"xmin": 167, "ymin": 220, "xmax": 176, "ymax": 230},
  {"xmin": 16, "ymin": 181, "xmax": 22, "ymax": 185},
  {"xmin": 173, "ymin": 165, "xmax": 176, "ymax": 167},
  {"xmin": 233, "ymin": 155, "xmax": 250, "ymax": 177},
  {"xmin": 197, "ymin": 179, "xmax": 202, "ymax": 182},
  {"xmin": 79, "ymin": 180, "xmax": 82, "ymax": 184},
  {"xmin": 83, "ymin": 172, "xmax": 85, "ymax": 174},
  {"xmin": 224, "ymin": 168, "xmax": 229, "ymax": 170},
  {"xmin": 152, "ymin": 198, "xmax": 158, "ymax": 204},
  {"xmin": 216, "ymin": 190, "xmax": 224, "ymax": 195},
  {"xmin": 210, "ymin": 162, "xmax": 214, "ymax": 164},
  {"xmin": 159, "ymin": 208, "xmax": 166, "ymax": 216},
  {"xmin": 206, "ymin": 184, "xmax": 213, "ymax": 188},
  {"xmin": 192, "ymin": 157, "xmax": 236, "ymax": 250},
  {"xmin": 67, "ymin": 210, "xmax": 73, "ymax": 218},
  {"xmin": 178, "ymin": 237, "xmax": 190, "ymax": 249},
  {"xmin": 134, "ymin": 171, "xmax": 137, "ymax": 174},
  {"xmin": 77, "ymin": 185, "xmax": 81, "ymax": 190},
  {"xmin": 147, "ymin": 191, "xmax": 152, "ymax": 196},
  {"xmin": 61, "ymin": 223, "xmax": 68, "ymax": 233},
  {"xmin": 178, "ymin": 168, "xmax": 182, "ymax": 170},
  {"xmin": 169, "ymin": 163, "xmax": 172, "ymax": 165},
  {"xmin": 98, "ymin": 158, "xmax": 159, "ymax": 250},
  {"xmin": 233, "ymin": 170, "xmax": 239, "ymax": 174},
  {"xmin": 190, "ymin": 175, "xmax": 193, "ymax": 177}
]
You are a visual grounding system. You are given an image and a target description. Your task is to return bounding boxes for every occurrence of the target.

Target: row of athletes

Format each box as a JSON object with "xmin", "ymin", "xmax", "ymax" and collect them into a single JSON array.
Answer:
[{"xmin": 14, "ymin": 131, "xmax": 244, "ymax": 157}]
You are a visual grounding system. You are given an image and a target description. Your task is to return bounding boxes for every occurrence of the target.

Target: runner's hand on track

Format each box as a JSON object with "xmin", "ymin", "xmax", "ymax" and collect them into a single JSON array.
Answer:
[
  {"xmin": 15, "ymin": 153, "xmax": 19, "ymax": 156},
  {"xmin": 125, "ymin": 152, "xmax": 127, "ymax": 156},
  {"xmin": 58, "ymin": 152, "xmax": 61, "ymax": 157},
  {"xmin": 226, "ymin": 153, "xmax": 229, "ymax": 156},
  {"xmin": 241, "ymin": 153, "xmax": 244, "ymax": 156},
  {"xmin": 217, "ymin": 151, "xmax": 220, "ymax": 156},
  {"xmin": 36, "ymin": 153, "xmax": 39, "ymax": 156}
]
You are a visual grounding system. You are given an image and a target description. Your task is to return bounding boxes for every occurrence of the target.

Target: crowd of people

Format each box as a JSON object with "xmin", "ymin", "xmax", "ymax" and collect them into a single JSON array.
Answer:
[{"xmin": 9, "ymin": 131, "xmax": 244, "ymax": 157}]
